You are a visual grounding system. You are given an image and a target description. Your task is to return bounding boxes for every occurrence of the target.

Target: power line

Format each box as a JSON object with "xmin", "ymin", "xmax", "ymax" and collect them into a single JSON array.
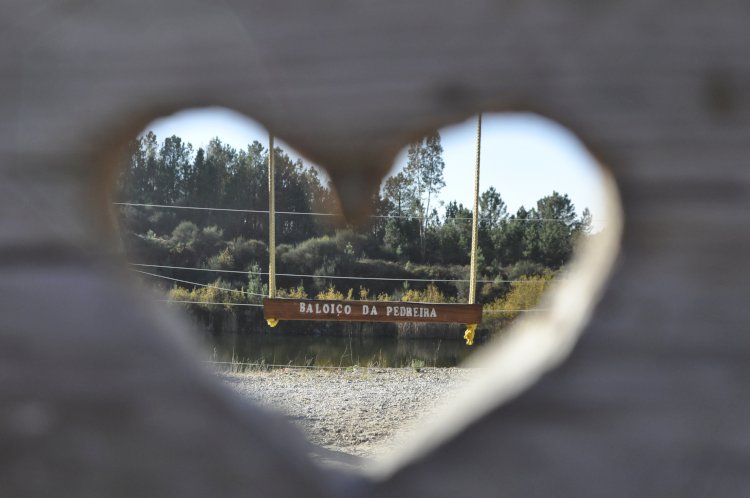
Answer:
[
  {"xmin": 114, "ymin": 202, "xmax": 599, "ymax": 223},
  {"xmin": 129, "ymin": 263, "xmax": 559, "ymax": 284},
  {"xmin": 114, "ymin": 202, "xmax": 338, "ymax": 217},
  {"xmin": 133, "ymin": 269, "xmax": 267, "ymax": 297},
  {"xmin": 161, "ymin": 299, "xmax": 263, "ymax": 307}
]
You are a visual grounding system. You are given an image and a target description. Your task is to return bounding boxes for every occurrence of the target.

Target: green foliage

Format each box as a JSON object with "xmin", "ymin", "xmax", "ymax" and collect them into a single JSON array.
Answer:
[
  {"xmin": 168, "ymin": 278, "xmax": 247, "ymax": 311},
  {"xmin": 229, "ymin": 237, "xmax": 268, "ymax": 269},
  {"xmin": 402, "ymin": 284, "xmax": 447, "ymax": 304},
  {"xmin": 207, "ymin": 248, "xmax": 235, "ymax": 271},
  {"xmin": 170, "ymin": 221, "xmax": 200, "ymax": 252},
  {"xmin": 405, "ymin": 132, "xmax": 446, "ymax": 258},
  {"xmin": 316, "ymin": 286, "xmax": 354, "ymax": 300},
  {"xmin": 119, "ymin": 131, "xmax": 594, "ymax": 335},
  {"xmin": 484, "ymin": 273, "xmax": 553, "ymax": 329},
  {"xmin": 276, "ymin": 285, "xmax": 308, "ymax": 299},
  {"xmin": 280, "ymin": 236, "xmax": 341, "ymax": 274},
  {"xmin": 247, "ymin": 263, "xmax": 267, "ymax": 302},
  {"xmin": 508, "ymin": 260, "xmax": 548, "ymax": 280}
]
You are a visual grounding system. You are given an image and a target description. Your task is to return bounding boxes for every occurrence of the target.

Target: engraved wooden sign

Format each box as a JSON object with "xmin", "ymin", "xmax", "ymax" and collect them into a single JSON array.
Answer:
[{"xmin": 263, "ymin": 298, "xmax": 483, "ymax": 324}]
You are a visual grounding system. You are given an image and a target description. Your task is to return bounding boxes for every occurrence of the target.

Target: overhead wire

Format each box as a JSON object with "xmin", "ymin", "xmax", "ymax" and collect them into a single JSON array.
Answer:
[
  {"xmin": 133, "ymin": 269, "xmax": 267, "ymax": 297},
  {"xmin": 161, "ymin": 300, "xmax": 263, "ymax": 307},
  {"xmin": 140, "ymin": 270, "xmax": 552, "ymax": 313},
  {"xmin": 123, "ymin": 198, "xmax": 566, "ymax": 316},
  {"xmin": 129, "ymin": 263, "xmax": 563, "ymax": 284},
  {"xmin": 114, "ymin": 201, "xmax": 600, "ymax": 223}
]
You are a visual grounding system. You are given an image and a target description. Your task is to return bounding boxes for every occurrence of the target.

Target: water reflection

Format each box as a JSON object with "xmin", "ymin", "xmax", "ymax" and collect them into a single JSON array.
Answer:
[{"xmin": 203, "ymin": 333, "xmax": 477, "ymax": 368}]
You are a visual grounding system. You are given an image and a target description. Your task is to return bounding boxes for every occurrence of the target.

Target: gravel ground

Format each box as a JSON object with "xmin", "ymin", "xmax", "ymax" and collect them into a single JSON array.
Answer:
[{"xmin": 220, "ymin": 367, "xmax": 476, "ymax": 465}]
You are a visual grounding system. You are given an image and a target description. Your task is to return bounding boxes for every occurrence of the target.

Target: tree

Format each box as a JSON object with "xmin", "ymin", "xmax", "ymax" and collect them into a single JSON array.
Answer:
[
  {"xmin": 158, "ymin": 135, "xmax": 192, "ymax": 205},
  {"xmin": 117, "ymin": 136, "xmax": 145, "ymax": 203},
  {"xmin": 578, "ymin": 207, "xmax": 593, "ymax": 235},
  {"xmin": 116, "ymin": 131, "xmax": 593, "ymax": 339},
  {"xmin": 532, "ymin": 191, "xmax": 579, "ymax": 268},
  {"xmin": 494, "ymin": 207, "xmax": 529, "ymax": 266},
  {"xmin": 274, "ymin": 149, "xmax": 320, "ymax": 243},
  {"xmin": 479, "ymin": 187, "xmax": 507, "ymax": 230},
  {"xmin": 404, "ymin": 132, "xmax": 446, "ymax": 258},
  {"xmin": 222, "ymin": 143, "xmax": 267, "ymax": 239},
  {"xmin": 381, "ymin": 171, "xmax": 420, "ymax": 259},
  {"xmin": 142, "ymin": 131, "xmax": 159, "ymax": 203},
  {"xmin": 382, "ymin": 172, "xmax": 414, "ymax": 217},
  {"xmin": 436, "ymin": 201, "xmax": 472, "ymax": 265},
  {"xmin": 478, "ymin": 187, "xmax": 508, "ymax": 267}
]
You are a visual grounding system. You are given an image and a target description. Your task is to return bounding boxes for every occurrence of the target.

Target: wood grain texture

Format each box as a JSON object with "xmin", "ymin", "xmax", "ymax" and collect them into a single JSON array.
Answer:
[{"xmin": 0, "ymin": 0, "xmax": 749, "ymax": 496}]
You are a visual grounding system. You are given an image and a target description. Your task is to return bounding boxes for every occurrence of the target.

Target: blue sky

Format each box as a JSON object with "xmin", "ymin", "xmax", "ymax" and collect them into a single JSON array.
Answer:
[{"xmin": 144, "ymin": 107, "xmax": 606, "ymax": 225}]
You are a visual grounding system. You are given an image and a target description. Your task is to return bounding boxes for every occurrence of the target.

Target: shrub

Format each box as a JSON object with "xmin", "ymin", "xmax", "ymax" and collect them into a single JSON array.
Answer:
[
  {"xmin": 507, "ymin": 260, "xmax": 547, "ymax": 280},
  {"xmin": 484, "ymin": 273, "xmax": 553, "ymax": 331},
  {"xmin": 402, "ymin": 284, "xmax": 447, "ymax": 304},
  {"xmin": 316, "ymin": 286, "xmax": 354, "ymax": 300},
  {"xmin": 207, "ymin": 248, "xmax": 235, "ymax": 271},
  {"xmin": 230, "ymin": 237, "xmax": 268, "ymax": 269},
  {"xmin": 276, "ymin": 285, "xmax": 308, "ymax": 299},
  {"xmin": 170, "ymin": 221, "xmax": 200, "ymax": 253},
  {"xmin": 316, "ymin": 285, "xmax": 344, "ymax": 300}
]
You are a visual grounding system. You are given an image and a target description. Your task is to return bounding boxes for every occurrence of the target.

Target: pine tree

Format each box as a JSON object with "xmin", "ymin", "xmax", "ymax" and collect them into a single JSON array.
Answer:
[{"xmin": 404, "ymin": 132, "xmax": 446, "ymax": 259}]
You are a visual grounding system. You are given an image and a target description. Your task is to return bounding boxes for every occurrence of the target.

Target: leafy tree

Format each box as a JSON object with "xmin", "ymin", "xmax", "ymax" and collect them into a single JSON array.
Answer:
[
  {"xmin": 532, "ymin": 191, "xmax": 579, "ymax": 268},
  {"xmin": 578, "ymin": 207, "xmax": 593, "ymax": 237},
  {"xmin": 383, "ymin": 217, "xmax": 420, "ymax": 261},
  {"xmin": 382, "ymin": 172, "xmax": 414, "ymax": 217},
  {"xmin": 181, "ymin": 139, "xmax": 230, "ymax": 227},
  {"xmin": 478, "ymin": 187, "xmax": 508, "ymax": 266},
  {"xmin": 435, "ymin": 201, "xmax": 472, "ymax": 265},
  {"xmin": 222, "ymin": 144, "xmax": 267, "ymax": 239},
  {"xmin": 492, "ymin": 207, "xmax": 529, "ymax": 266},
  {"xmin": 157, "ymin": 135, "xmax": 192, "ymax": 204},
  {"xmin": 139, "ymin": 131, "xmax": 159, "ymax": 203},
  {"xmin": 381, "ymin": 172, "xmax": 419, "ymax": 259},
  {"xmin": 479, "ymin": 187, "xmax": 507, "ymax": 229},
  {"xmin": 274, "ymin": 149, "xmax": 321, "ymax": 243},
  {"xmin": 404, "ymin": 132, "xmax": 446, "ymax": 258}
]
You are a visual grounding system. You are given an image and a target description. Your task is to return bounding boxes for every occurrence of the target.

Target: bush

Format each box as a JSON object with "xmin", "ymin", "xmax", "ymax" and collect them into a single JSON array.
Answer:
[
  {"xmin": 507, "ymin": 260, "xmax": 548, "ymax": 280},
  {"xmin": 276, "ymin": 285, "xmax": 308, "ymax": 299},
  {"xmin": 230, "ymin": 237, "xmax": 268, "ymax": 269},
  {"xmin": 207, "ymin": 248, "xmax": 235, "ymax": 271},
  {"xmin": 316, "ymin": 286, "xmax": 354, "ymax": 300},
  {"xmin": 170, "ymin": 221, "xmax": 200, "ymax": 253},
  {"xmin": 333, "ymin": 229, "xmax": 383, "ymax": 259},
  {"xmin": 402, "ymin": 284, "xmax": 447, "ymax": 304},
  {"xmin": 484, "ymin": 273, "xmax": 553, "ymax": 331},
  {"xmin": 280, "ymin": 236, "xmax": 346, "ymax": 274}
]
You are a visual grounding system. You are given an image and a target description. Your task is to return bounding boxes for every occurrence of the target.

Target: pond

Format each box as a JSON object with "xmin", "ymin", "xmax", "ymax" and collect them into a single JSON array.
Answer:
[{"xmin": 200, "ymin": 332, "xmax": 481, "ymax": 368}]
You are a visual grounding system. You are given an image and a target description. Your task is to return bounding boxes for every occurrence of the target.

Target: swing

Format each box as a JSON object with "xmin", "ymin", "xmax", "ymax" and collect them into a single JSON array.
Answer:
[{"xmin": 263, "ymin": 116, "xmax": 484, "ymax": 345}]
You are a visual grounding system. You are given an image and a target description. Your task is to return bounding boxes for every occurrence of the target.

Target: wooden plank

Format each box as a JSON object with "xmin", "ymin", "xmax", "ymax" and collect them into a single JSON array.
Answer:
[{"xmin": 263, "ymin": 298, "xmax": 482, "ymax": 324}]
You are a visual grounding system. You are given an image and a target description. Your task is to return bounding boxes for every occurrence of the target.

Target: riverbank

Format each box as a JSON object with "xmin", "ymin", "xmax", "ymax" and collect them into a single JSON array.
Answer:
[{"xmin": 220, "ymin": 367, "xmax": 476, "ymax": 465}]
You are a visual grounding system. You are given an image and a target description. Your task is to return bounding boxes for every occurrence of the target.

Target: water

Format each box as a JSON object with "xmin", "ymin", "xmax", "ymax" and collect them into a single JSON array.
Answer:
[{"xmin": 203, "ymin": 333, "xmax": 478, "ymax": 368}]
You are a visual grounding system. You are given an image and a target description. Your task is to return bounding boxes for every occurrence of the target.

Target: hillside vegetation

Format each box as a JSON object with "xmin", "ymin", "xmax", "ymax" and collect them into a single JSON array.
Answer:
[{"xmin": 118, "ymin": 132, "xmax": 593, "ymax": 338}]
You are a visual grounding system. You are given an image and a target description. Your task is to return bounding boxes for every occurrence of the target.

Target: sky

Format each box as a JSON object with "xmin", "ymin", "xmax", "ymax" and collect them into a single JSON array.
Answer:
[{"xmin": 144, "ymin": 107, "xmax": 607, "ymax": 226}]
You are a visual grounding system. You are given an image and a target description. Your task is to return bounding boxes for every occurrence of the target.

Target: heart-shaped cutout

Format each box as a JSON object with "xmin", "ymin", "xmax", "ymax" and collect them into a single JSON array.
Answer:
[{"xmin": 114, "ymin": 106, "xmax": 621, "ymax": 469}]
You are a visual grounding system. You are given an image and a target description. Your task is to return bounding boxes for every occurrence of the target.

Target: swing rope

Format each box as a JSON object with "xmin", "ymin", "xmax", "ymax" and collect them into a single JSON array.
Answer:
[
  {"xmin": 464, "ymin": 113, "xmax": 482, "ymax": 345},
  {"xmin": 267, "ymin": 133, "xmax": 279, "ymax": 327}
]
